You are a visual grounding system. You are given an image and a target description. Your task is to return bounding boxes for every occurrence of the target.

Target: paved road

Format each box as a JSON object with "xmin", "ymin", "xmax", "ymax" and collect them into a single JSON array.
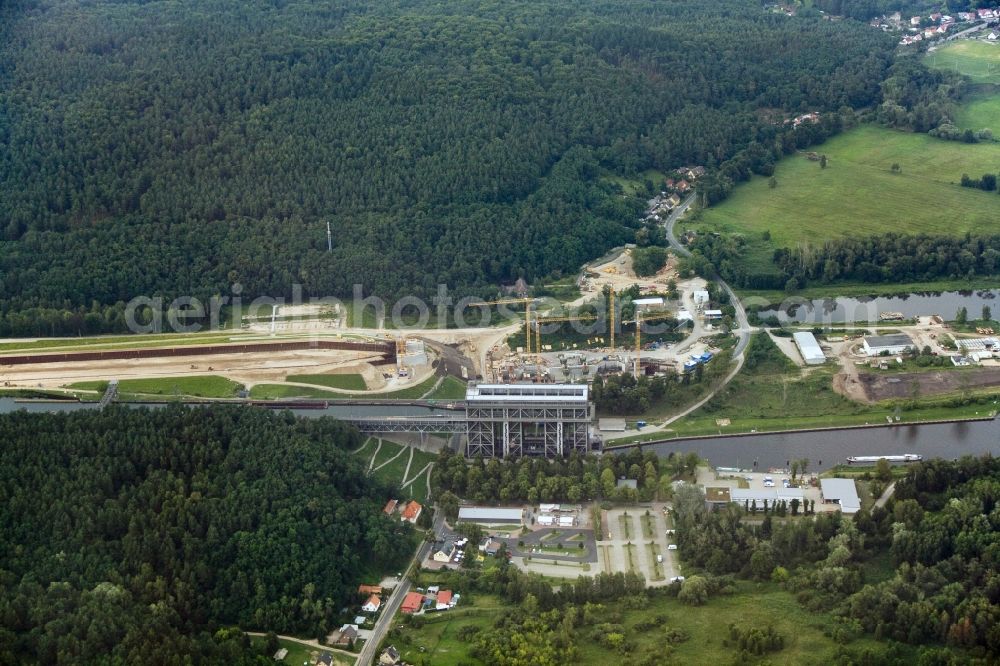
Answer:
[
  {"xmin": 664, "ymin": 193, "xmax": 751, "ymax": 357},
  {"xmin": 355, "ymin": 511, "xmax": 444, "ymax": 666},
  {"xmin": 874, "ymin": 481, "xmax": 897, "ymax": 509}
]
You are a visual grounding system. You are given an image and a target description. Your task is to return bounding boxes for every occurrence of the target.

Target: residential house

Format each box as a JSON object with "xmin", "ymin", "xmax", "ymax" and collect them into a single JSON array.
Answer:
[
  {"xmin": 331, "ymin": 624, "xmax": 359, "ymax": 648},
  {"xmin": 686, "ymin": 166, "xmax": 706, "ymax": 180},
  {"xmin": 929, "ymin": 12, "xmax": 941, "ymax": 22},
  {"xmin": 401, "ymin": 500, "xmax": 422, "ymax": 524},
  {"xmin": 958, "ymin": 12, "xmax": 975, "ymax": 21},
  {"xmin": 401, "ymin": 591, "xmax": 424, "ymax": 614},
  {"xmin": 675, "ymin": 179, "xmax": 691, "ymax": 193},
  {"xmin": 383, "ymin": 499, "xmax": 398, "ymax": 516},
  {"xmin": 502, "ymin": 277, "xmax": 529, "ymax": 298},
  {"xmin": 379, "ymin": 646, "xmax": 401, "ymax": 666},
  {"xmin": 358, "ymin": 584, "xmax": 383, "ymax": 597},
  {"xmin": 667, "ymin": 193, "xmax": 681, "ymax": 207},
  {"xmin": 318, "ymin": 653, "xmax": 334, "ymax": 666},
  {"xmin": 479, "ymin": 537, "xmax": 502, "ymax": 556},
  {"xmin": 665, "ymin": 178, "xmax": 675, "ymax": 189},
  {"xmin": 362, "ymin": 594, "xmax": 382, "ymax": 613},
  {"xmin": 436, "ymin": 590, "xmax": 454, "ymax": 610},
  {"xmin": 910, "ymin": 16, "xmax": 921, "ymax": 26},
  {"xmin": 433, "ymin": 540, "xmax": 456, "ymax": 563}
]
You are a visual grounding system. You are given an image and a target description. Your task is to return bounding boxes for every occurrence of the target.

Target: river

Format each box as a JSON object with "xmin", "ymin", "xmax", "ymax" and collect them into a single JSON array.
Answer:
[{"xmin": 756, "ymin": 290, "xmax": 998, "ymax": 324}]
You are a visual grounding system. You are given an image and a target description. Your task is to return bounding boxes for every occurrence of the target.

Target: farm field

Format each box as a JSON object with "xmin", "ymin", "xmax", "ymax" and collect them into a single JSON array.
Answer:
[
  {"xmin": 924, "ymin": 40, "xmax": 1000, "ymax": 84},
  {"xmin": 68, "ymin": 375, "xmax": 242, "ymax": 398},
  {"xmin": 694, "ymin": 124, "xmax": 1000, "ymax": 249}
]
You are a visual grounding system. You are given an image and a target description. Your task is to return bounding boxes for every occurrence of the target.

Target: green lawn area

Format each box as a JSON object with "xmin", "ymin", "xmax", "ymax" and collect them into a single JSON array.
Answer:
[
  {"xmin": 0, "ymin": 331, "xmax": 243, "ymax": 354},
  {"xmin": 248, "ymin": 373, "xmax": 441, "ymax": 401},
  {"xmin": 369, "ymin": 439, "xmax": 404, "ymax": 469},
  {"xmin": 398, "ymin": 581, "xmax": 899, "ymax": 665},
  {"xmin": 601, "ymin": 169, "xmax": 668, "ymax": 196},
  {"xmin": 67, "ymin": 375, "xmax": 242, "ymax": 398},
  {"xmin": 390, "ymin": 594, "xmax": 507, "ymax": 666},
  {"xmin": 925, "ymin": 40, "xmax": 1000, "ymax": 85},
  {"xmin": 286, "ymin": 373, "xmax": 367, "ymax": 391},
  {"xmin": 954, "ymin": 88, "xmax": 1000, "ymax": 133},
  {"xmin": 425, "ymin": 376, "xmax": 467, "ymax": 400},
  {"xmin": 618, "ymin": 514, "xmax": 633, "ymax": 540},
  {"xmin": 694, "ymin": 124, "xmax": 1000, "ymax": 254}
]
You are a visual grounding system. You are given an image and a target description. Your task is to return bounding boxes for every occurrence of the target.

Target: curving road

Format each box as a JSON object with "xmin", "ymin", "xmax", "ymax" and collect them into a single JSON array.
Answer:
[
  {"xmin": 601, "ymin": 193, "xmax": 754, "ymax": 441},
  {"xmin": 664, "ymin": 194, "xmax": 751, "ymax": 357}
]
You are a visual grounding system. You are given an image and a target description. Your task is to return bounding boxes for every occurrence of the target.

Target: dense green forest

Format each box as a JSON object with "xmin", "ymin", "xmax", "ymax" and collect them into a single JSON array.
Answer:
[
  {"xmin": 0, "ymin": 0, "xmax": 897, "ymax": 334},
  {"xmin": 0, "ymin": 406, "xmax": 412, "ymax": 663},
  {"xmin": 673, "ymin": 455, "xmax": 1000, "ymax": 661}
]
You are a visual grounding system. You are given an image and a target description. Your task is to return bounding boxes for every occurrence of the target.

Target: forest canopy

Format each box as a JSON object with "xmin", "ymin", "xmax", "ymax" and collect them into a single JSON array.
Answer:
[
  {"xmin": 0, "ymin": 0, "xmax": 897, "ymax": 334},
  {"xmin": 0, "ymin": 406, "xmax": 412, "ymax": 663}
]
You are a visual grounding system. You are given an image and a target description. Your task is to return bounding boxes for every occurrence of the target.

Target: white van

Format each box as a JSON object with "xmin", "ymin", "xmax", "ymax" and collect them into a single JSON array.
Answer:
[{"xmin": 656, "ymin": 554, "xmax": 663, "ymax": 563}]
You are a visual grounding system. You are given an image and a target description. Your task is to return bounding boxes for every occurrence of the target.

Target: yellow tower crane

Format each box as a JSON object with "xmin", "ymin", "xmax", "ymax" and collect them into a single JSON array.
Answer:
[
  {"xmin": 633, "ymin": 310, "xmax": 679, "ymax": 379},
  {"xmin": 466, "ymin": 298, "xmax": 537, "ymax": 354},
  {"xmin": 533, "ymin": 313, "xmax": 600, "ymax": 354}
]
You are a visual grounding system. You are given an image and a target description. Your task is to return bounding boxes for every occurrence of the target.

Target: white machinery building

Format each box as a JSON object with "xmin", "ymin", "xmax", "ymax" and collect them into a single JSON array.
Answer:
[
  {"xmin": 862, "ymin": 333, "xmax": 914, "ymax": 357},
  {"xmin": 457, "ymin": 507, "xmax": 525, "ymax": 524},
  {"xmin": 793, "ymin": 331, "xmax": 826, "ymax": 365},
  {"xmin": 465, "ymin": 384, "xmax": 593, "ymax": 458},
  {"xmin": 820, "ymin": 478, "xmax": 861, "ymax": 514}
]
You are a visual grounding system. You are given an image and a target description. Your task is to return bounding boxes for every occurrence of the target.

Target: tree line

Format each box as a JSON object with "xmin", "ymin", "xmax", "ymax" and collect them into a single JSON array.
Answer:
[{"xmin": 0, "ymin": 406, "xmax": 414, "ymax": 663}]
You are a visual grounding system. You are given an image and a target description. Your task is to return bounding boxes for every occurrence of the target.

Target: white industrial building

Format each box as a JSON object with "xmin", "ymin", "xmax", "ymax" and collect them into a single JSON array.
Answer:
[
  {"xmin": 457, "ymin": 507, "xmax": 524, "ymax": 524},
  {"xmin": 793, "ymin": 331, "xmax": 826, "ymax": 365},
  {"xmin": 692, "ymin": 290, "xmax": 710, "ymax": 306},
  {"xmin": 730, "ymin": 487, "xmax": 805, "ymax": 506},
  {"xmin": 465, "ymin": 384, "xmax": 592, "ymax": 458},
  {"xmin": 862, "ymin": 333, "xmax": 914, "ymax": 356},
  {"xmin": 820, "ymin": 478, "xmax": 861, "ymax": 514}
]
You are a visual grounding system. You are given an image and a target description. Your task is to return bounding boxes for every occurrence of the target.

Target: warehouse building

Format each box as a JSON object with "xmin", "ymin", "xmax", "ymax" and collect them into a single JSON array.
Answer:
[
  {"xmin": 465, "ymin": 383, "xmax": 592, "ymax": 458},
  {"xmin": 820, "ymin": 478, "xmax": 861, "ymax": 514},
  {"xmin": 862, "ymin": 333, "xmax": 914, "ymax": 357},
  {"xmin": 793, "ymin": 331, "xmax": 826, "ymax": 365},
  {"xmin": 457, "ymin": 507, "xmax": 525, "ymax": 524}
]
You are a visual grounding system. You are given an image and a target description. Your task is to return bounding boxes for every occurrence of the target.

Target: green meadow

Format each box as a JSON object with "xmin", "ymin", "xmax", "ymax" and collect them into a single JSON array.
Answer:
[{"xmin": 924, "ymin": 39, "xmax": 1000, "ymax": 85}]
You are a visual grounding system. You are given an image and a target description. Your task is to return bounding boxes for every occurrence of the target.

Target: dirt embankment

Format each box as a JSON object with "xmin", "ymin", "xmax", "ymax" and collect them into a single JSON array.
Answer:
[{"xmin": 852, "ymin": 367, "xmax": 1000, "ymax": 402}]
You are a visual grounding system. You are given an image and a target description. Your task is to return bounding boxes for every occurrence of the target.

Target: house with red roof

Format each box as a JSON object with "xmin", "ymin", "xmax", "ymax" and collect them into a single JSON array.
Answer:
[
  {"xmin": 401, "ymin": 500, "xmax": 422, "ymax": 524},
  {"xmin": 436, "ymin": 590, "xmax": 453, "ymax": 610},
  {"xmin": 401, "ymin": 591, "xmax": 424, "ymax": 614},
  {"xmin": 383, "ymin": 499, "xmax": 398, "ymax": 516},
  {"xmin": 362, "ymin": 594, "xmax": 382, "ymax": 613}
]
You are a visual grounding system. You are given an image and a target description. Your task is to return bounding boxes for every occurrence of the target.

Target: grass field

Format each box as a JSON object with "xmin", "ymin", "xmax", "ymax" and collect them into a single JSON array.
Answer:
[
  {"xmin": 694, "ymin": 124, "xmax": 1000, "ymax": 251},
  {"xmin": 350, "ymin": 437, "xmax": 437, "ymax": 501},
  {"xmin": 925, "ymin": 40, "xmax": 1000, "ymax": 84},
  {"xmin": 954, "ymin": 88, "xmax": 1000, "ymax": 132},
  {"xmin": 395, "ymin": 580, "xmax": 896, "ymax": 665},
  {"xmin": 425, "ymin": 376, "xmax": 467, "ymax": 400},
  {"xmin": 67, "ymin": 375, "xmax": 242, "ymax": 398},
  {"xmin": 602, "ymin": 169, "xmax": 668, "ymax": 196},
  {"xmin": 285, "ymin": 373, "xmax": 367, "ymax": 391},
  {"xmin": 248, "ymin": 373, "xmax": 440, "ymax": 401}
]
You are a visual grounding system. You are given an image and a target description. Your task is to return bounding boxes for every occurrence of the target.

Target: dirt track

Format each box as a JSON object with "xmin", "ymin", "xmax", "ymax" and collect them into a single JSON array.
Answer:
[{"xmin": 854, "ymin": 368, "xmax": 1000, "ymax": 402}]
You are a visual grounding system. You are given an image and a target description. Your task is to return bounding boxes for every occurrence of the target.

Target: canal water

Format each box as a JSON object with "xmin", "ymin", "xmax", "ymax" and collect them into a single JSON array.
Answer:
[
  {"xmin": 756, "ymin": 290, "xmax": 998, "ymax": 324},
  {"xmin": 641, "ymin": 419, "xmax": 1000, "ymax": 472}
]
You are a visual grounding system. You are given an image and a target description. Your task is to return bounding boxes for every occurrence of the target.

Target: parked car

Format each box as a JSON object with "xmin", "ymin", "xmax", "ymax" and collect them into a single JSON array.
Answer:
[
  {"xmin": 667, "ymin": 544, "xmax": 678, "ymax": 551},
  {"xmin": 763, "ymin": 480, "xmax": 775, "ymax": 488},
  {"xmin": 670, "ymin": 576, "xmax": 685, "ymax": 583},
  {"xmin": 657, "ymin": 554, "xmax": 664, "ymax": 563}
]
